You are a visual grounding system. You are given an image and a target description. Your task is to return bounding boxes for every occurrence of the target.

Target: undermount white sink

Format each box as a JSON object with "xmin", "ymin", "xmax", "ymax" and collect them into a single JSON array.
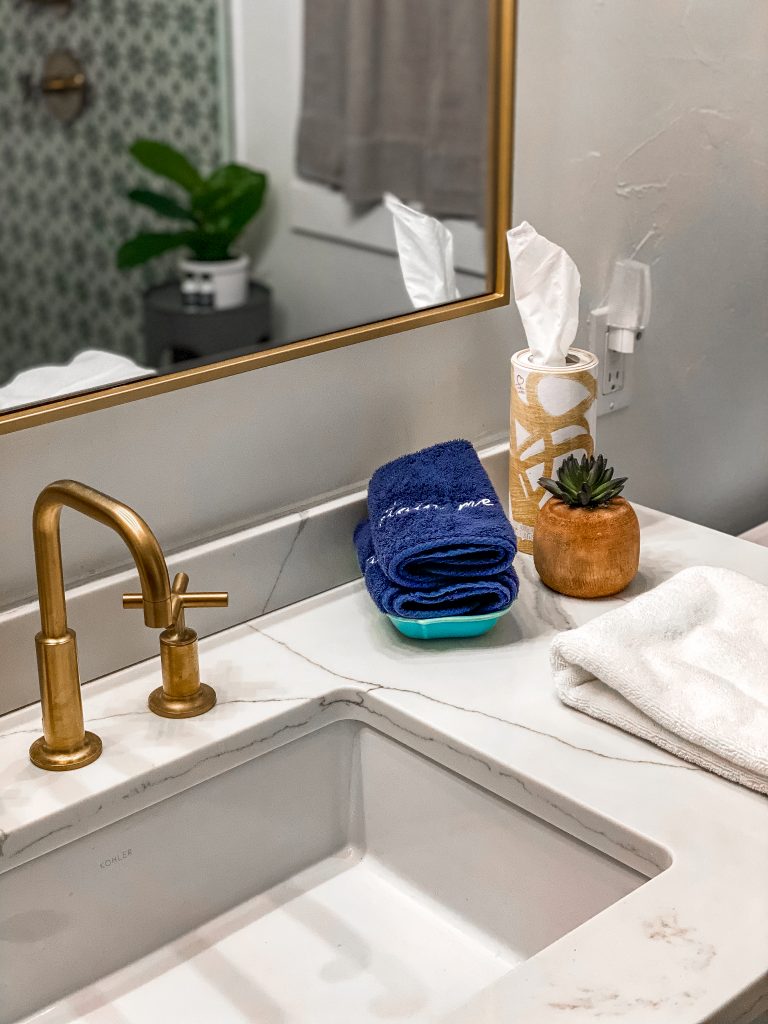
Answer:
[{"xmin": 6, "ymin": 720, "xmax": 652, "ymax": 1024}]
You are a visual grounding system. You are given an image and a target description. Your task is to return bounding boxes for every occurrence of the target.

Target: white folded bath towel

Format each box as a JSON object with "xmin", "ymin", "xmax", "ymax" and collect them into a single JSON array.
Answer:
[{"xmin": 551, "ymin": 566, "xmax": 768, "ymax": 794}]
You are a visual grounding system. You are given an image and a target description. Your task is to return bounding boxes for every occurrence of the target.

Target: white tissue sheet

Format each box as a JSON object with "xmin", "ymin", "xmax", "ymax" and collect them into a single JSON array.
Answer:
[
  {"xmin": 507, "ymin": 221, "xmax": 581, "ymax": 367},
  {"xmin": 384, "ymin": 193, "xmax": 460, "ymax": 310}
]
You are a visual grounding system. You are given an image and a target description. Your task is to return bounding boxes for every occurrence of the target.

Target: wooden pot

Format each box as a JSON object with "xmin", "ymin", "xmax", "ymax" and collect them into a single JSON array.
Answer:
[{"xmin": 533, "ymin": 497, "xmax": 640, "ymax": 598}]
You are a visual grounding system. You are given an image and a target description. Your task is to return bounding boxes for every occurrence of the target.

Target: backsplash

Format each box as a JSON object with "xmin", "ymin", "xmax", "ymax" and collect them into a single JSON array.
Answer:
[{"xmin": 0, "ymin": 0, "xmax": 222, "ymax": 383}]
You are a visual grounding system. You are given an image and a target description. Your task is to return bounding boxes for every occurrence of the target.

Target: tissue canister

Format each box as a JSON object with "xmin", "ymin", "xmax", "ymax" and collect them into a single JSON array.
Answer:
[{"xmin": 509, "ymin": 348, "xmax": 598, "ymax": 554}]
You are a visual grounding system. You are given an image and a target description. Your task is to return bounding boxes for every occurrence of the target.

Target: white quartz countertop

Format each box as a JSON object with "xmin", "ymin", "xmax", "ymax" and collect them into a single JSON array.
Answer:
[{"xmin": 2, "ymin": 505, "xmax": 767, "ymax": 1022}]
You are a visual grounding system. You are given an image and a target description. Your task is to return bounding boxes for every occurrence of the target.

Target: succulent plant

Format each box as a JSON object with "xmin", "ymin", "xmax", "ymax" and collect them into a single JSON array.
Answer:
[{"xmin": 539, "ymin": 454, "xmax": 627, "ymax": 509}]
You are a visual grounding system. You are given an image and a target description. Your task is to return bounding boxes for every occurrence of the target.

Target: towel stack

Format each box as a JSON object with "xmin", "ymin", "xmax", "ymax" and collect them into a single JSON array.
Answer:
[{"xmin": 354, "ymin": 440, "xmax": 519, "ymax": 619}]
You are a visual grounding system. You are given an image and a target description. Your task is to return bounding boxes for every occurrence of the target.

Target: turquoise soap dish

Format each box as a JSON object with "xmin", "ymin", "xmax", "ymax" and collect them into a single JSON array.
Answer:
[{"xmin": 387, "ymin": 605, "xmax": 512, "ymax": 641}]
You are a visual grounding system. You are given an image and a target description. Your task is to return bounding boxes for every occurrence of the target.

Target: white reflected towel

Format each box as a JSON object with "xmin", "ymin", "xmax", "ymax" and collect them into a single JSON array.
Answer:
[
  {"xmin": 551, "ymin": 566, "xmax": 768, "ymax": 794},
  {"xmin": 0, "ymin": 350, "xmax": 154, "ymax": 411}
]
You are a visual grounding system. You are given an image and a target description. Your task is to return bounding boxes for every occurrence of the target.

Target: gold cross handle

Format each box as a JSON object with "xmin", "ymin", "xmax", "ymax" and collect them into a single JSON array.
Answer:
[
  {"xmin": 124, "ymin": 572, "xmax": 228, "ymax": 629},
  {"xmin": 123, "ymin": 573, "xmax": 229, "ymax": 719}
]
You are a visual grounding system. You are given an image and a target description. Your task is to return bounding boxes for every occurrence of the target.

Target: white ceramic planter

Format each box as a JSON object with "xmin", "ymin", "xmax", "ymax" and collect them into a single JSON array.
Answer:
[{"xmin": 179, "ymin": 254, "xmax": 250, "ymax": 310}]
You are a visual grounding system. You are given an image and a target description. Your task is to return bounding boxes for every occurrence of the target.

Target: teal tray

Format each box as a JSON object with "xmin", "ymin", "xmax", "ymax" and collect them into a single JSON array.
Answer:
[{"xmin": 387, "ymin": 605, "xmax": 512, "ymax": 641}]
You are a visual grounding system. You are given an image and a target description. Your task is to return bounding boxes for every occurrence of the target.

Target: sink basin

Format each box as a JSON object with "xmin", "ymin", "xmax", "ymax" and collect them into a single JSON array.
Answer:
[{"xmin": 4, "ymin": 721, "xmax": 652, "ymax": 1023}]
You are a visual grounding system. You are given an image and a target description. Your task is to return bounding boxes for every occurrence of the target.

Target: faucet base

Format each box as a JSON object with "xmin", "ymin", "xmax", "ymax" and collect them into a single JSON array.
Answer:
[
  {"xmin": 148, "ymin": 683, "xmax": 217, "ymax": 719},
  {"xmin": 29, "ymin": 731, "xmax": 102, "ymax": 771}
]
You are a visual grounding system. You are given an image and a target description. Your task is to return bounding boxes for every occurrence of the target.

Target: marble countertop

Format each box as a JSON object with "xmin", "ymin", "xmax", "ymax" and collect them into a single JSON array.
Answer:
[{"xmin": 2, "ymin": 505, "xmax": 767, "ymax": 1022}]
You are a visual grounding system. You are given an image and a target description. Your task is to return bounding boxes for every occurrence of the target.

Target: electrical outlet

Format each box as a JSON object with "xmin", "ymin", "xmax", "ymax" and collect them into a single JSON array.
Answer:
[
  {"xmin": 604, "ymin": 343, "xmax": 625, "ymax": 395},
  {"xmin": 588, "ymin": 306, "xmax": 632, "ymax": 416}
]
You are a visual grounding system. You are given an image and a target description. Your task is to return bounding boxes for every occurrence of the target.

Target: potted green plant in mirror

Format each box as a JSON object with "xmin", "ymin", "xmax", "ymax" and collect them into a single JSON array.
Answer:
[
  {"xmin": 533, "ymin": 454, "xmax": 640, "ymax": 599},
  {"xmin": 117, "ymin": 140, "xmax": 268, "ymax": 310}
]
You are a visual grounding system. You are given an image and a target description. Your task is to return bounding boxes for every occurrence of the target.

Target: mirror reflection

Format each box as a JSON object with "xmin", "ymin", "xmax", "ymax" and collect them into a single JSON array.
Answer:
[{"xmin": 0, "ymin": 0, "xmax": 494, "ymax": 413}]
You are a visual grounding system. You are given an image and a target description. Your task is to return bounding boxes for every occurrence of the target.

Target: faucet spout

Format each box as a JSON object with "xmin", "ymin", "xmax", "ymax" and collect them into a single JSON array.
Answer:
[
  {"xmin": 30, "ymin": 480, "xmax": 174, "ymax": 771},
  {"xmin": 34, "ymin": 481, "xmax": 173, "ymax": 633}
]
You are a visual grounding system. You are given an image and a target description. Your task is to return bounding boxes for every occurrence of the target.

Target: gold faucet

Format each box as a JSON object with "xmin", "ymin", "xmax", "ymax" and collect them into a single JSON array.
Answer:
[{"xmin": 30, "ymin": 481, "xmax": 228, "ymax": 772}]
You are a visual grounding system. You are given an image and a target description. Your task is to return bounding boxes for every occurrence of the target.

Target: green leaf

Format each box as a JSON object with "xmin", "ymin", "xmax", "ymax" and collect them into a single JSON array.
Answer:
[
  {"xmin": 194, "ymin": 166, "xmax": 266, "ymax": 213},
  {"xmin": 539, "ymin": 478, "xmax": 564, "ymax": 500},
  {"xmin": 587, "ymin": 455, "xmax": 604, "ymax": 488},
  {"xmin": 567, "ymin": 455, "xmax": 581, "ymax": 475},
  {"xmin": 558, "ymin": 472, "xmax": 580, "ymax": 494},
  {"xmin": 117, "ymin": 231, "xmax": 199, "ymax": 269},
  {"xmin": 594, "ymin": 480, "xmax": 611, "ymax": 492},
  {"xmin": 186, "ymin": 233, "xmax": 235, "ymax": 261},
  {"xmin": 218, "ymin": 184, "xmax": 266, "ymax": 238},
  {"xmin": 590, "ymin": 488, "xmax": 613, "ymax": 504},
  {"xmin": 129, "ymin": 140, "xmax": 204, "ymax": 194},
  {"xmin": 558, "ymin": 457, "xmax": 577, "ymax": 489},
  {"xmin": 205, "ymin": 163, "xmax": 267, "ymax": 197},
  {"xmin": 192, "ymin": 167, "xmax": 267, "ymax": 238},
  {"xmin": 127, "ymin": 189, "xmax": 195, "ymax": 223},
  {"xmin": 558, "ymin": 484, "xmax": 581, "ymax": 504},
  {"xmin": 590, "ymin": 475, "xmax": 627, "ymax": 505},
  {"xmin": 606, "ymin": 479, "xmax": 626, "ymax": 499},
  {"xmin": 198, "ymin": 190, "xmax": 254, "ymax": 238}
]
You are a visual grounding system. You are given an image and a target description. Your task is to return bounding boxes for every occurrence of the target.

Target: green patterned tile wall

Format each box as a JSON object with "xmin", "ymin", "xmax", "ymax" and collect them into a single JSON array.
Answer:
[{"xmin": 0, "ymin": 0, "xmax": 223, "ymax": 384}]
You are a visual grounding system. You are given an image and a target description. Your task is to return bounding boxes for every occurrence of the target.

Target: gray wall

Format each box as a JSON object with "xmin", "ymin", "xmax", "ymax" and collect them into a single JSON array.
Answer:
[
  {"xmin": 514, "ymin": 0, "xmax": 768, "ymax": 537},
  {"xmin": 1, "ymin": 0, "xmax": 766, "ymax": 609}
]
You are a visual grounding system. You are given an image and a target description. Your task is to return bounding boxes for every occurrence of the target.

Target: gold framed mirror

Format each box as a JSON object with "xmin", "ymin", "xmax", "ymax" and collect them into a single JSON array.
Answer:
[{"xmin": 0, "ymin": 0, "xmax": 516, "ymax": 436}]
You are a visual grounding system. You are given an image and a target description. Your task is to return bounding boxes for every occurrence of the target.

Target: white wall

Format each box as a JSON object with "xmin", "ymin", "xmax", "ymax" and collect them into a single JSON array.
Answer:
[
  {"xmin": 513, "ymin": 0, "xmax": 768, "ymax": 535},
  {"xmin": 228, "ymin": 0, "xmax": 482, "ymax": 343},
  {"xmin": 1, "ymin": 0, "xmax": 766, "ymax": 611}
]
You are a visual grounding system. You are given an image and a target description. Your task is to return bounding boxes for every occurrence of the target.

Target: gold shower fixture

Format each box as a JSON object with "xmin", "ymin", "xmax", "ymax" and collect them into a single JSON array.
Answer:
[{"xmin": 20, "ymin": 50, "xmax": 87, "ymax": 123}]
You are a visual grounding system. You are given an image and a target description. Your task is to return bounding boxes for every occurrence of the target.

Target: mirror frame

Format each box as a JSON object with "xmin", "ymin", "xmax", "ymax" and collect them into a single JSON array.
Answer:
[{"xmin": 0, "ymin": 0, "xmax": 516, "ymax": 436}]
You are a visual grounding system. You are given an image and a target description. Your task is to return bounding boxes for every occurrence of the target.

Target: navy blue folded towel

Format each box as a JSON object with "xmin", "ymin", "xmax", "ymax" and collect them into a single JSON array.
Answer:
[
  {"xmin": 365, "ymin": 439, "xmax": 517, "ymax": 587},
  {"xmin": 354, "ymin": 520, "xmax": 519, "ymax": 618}
]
